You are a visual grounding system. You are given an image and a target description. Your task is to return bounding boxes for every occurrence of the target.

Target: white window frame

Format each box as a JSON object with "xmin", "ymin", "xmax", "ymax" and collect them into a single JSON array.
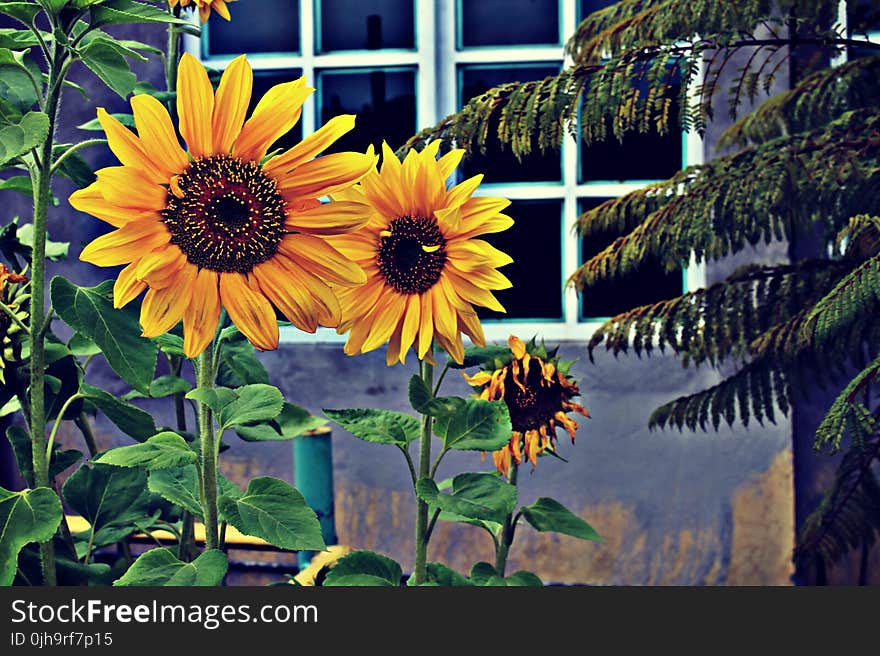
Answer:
[{"xmin": 188, "ymin": 0, "xmax": 705, "ymax": 345}]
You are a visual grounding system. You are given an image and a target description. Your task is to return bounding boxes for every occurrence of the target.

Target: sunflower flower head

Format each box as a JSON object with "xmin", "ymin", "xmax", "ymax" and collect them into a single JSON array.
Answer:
[
  {"xmin": 71, "ymin": 53, "xmax": 376, "ymax": 358},
  {"xmin": 328, "ymin": 141, "xmax": 514, "ymax": 366},
  {"xmin": 170, "ymin": 0, "xmax": 236, "ymax": 23},
  {"xmin": 464, "ymin": 335, "xmax": 589, "ymax": 476},
  {"xmin": 0, "ymin": 264, "xmax": 29, "ymax": 385}
]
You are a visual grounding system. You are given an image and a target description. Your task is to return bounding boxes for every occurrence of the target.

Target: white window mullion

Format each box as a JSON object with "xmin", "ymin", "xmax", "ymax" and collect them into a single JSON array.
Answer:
[
  {"xmin": 300, "ymin": 0, "xmax": 316, "ymax": 136},
  {"xmin": 417, "ymin": 0, "xmax": 438, "ymax": 132}
]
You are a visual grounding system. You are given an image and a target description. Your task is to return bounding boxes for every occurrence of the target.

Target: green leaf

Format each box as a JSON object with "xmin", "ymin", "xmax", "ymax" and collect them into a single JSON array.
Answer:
[
  {"xmin": 62, "ymin": 463, "xmax": 150, "ymax": 540},
  {"xmin": 217, "ymin": 477, "xmax": 324, "ymax": 552},
  {"xmin": 407, "ymin": 375, "xmax": 466, "ymax": 417},
  {"xmin": 90, "ymin": 0, "xmax": 192, "ymax": 27},
  {"xmin": 235, "ymin": 402, "xmax": 327, "ymax": 442},
  {"xmin": 15, "ymin": 222, "xmax": 68, "ymax": 261},
  {"xmin": 0, "ymin": 49, "xmax": 38, "ymax": 112},
  {"xmin": 78, "ymin": 112, "xmax": 134, "ymax": 131},
  {"xmin": 433, "ymin": 398, "xmax": 512, "ymax": 451},
  {"xmin": 147, "ymin": 465, "xmax": 202, "ymax": 519},
  {"xmin": 51, "ymin": 278, "xmax": 157, "ymax": 394},
  {"xmin": 52, "ymin": 143, "xmax": 97, "ymax": 187},
  {"xmin": 114, "ymin": 548, "xmax": 227, "ymax": 586},
  {"xmin": 416, "ymin": 473, "xmax": 517, "ymax": 524},
  {"xmin": 469, "ymin": 561, "xmax": 499, "ymax": 585},
  {"xmin": 323, "ymin": 408, "xmax": 420, "ymax": 447},
  {"xmin": 0, "ymin": 28, "xmax": 38, "ymax": 49},
  {"xmin": 450, "ymin": 345, "xmax": 513, "ymax": 370},
  {"xmin": 323, "ymin": 550, "xmax": 402, "ymax": 587},
  {"xmin": 80, "ymin": 383, "xmax": 157, "ymax": 441},
  {"xmin": 215, "ymin": 334, "xmax": 269, "ymax": 386},
  {"xmin": 420, "ymin": 562, "xmax": 472, "ymax": 586},
  {"xmin": 0, "ymin": 486, "xmax": 63, "ymax": 586},
  {"xmin": 0, "ymin": 111, "xmax": 49, "ymax": 166},
  {"xmin": 217, "ymin": 384, "xmax": 283, "ymax": 430},
  {"xmin": 0, "ymin": 175, "xmax": 33, "ymax": 198},
  {"xmin": 0, "ymin": 2, "xmax": 43, "ymax": 25},
  {"xmin": 6, "ymin": 426, "xmax": 82, "ymax": 488},
  {"xmin": 67, "ymin": 332, "xmax": 100, "ymax": 356},
  {"xmin": 95, "ymin": 432, "xmax": 196, "ymax": 470},
  {"xmin": 467, "ymin": 562, "xmax": 541, "ymax": 586},
  {"xmin": 520, "ymin": 497, "xmax": 603, "ymax": 542},
  {"xmin": 185, "ymin": 386, "xmax": 236, "ymax": 415},
  {"xmin": 149, "ymin": 375, "xmax": 191, "ymax": 398},
  {"xmin": 503, "ymin": 570, "xmax": 543, "ymax": 586},
  {"xmin": 79, "ymin": 37, "xmax": 137, "ymax": 98}
]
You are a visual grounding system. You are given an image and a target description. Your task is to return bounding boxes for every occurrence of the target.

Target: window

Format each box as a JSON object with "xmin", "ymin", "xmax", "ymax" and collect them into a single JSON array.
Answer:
[
  {"xmin": 191, "ymin": 0, "xmax": 702, "ymax": 343},
  {"xmin": 845, "ymin": 0, "xmax": 880, "ymax": 60}
]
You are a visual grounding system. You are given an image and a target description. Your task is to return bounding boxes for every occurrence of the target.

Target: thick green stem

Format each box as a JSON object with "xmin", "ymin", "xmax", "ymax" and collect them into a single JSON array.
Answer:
[
  {"xmin": 494, "ymin": 464, "xmax": 519, "ymax": 577},
  {"xmin": 197, "ymin": 350, "xmax": 219, "ymax": 551},
  {"xmin": 165, "ymin": 5, "xmax": 182, "ymax": 115},
  {"xmin": 412, "ymin": 360, "xmax": 434, "ymax": 585},
  {"xmin": 29, "ymin": 46, "xmax": 67, "ymax": 587}
]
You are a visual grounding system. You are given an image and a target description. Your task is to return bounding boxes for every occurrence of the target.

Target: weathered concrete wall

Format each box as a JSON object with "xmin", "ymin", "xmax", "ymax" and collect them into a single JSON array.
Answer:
[{"xmin": 1, "ymin": 21, "xmax": 801, "ymax": 585}]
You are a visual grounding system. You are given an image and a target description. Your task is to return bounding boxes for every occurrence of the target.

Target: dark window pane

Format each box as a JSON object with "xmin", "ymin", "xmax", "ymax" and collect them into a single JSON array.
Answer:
[
  {"xmin": 319, "ymin": 68, "xmax": 416, "ymax": 154},
  {"xmin": 579, "ymin": 198, "xmax": 682, "ymax": 319},
  {"xmin": 580, "ymin": 73, "xmax": 683, "ymax": 182},
  {"xmin": 460, "ymin": 0, "xmax": 559, "ymax": 47},
  {"xmin": 579, "ymin": 0, "xmax": 617, "ymax": 19},
  {"xmin": 848, "ymin": 0, "xmax": 880, "ymax": 34},
  {"xmin": 319, "ymin": 0, "xmax": 414, "ymax": 52},
  {"xmin": 206, "ymin": 0, "xmax": 299, "ymax": 55},
  {"xmin": 847, "ymin": 43, "xmax": 879, "ymax": 60},
  {"xmin": 250, "ymin": 70, "xmax": 303, "ymax": 152},
  {"xmin": 478, "ymin": 199, "xmax": 563, "ymax": 321},
  {"xmin": 459, "ymin": 64, "xmax": 562, "ymax": 183}
]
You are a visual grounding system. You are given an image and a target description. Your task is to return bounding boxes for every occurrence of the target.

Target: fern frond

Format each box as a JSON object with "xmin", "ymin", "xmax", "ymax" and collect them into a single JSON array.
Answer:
[
  {"xmin": 814, "ymin": 355, "xmax": 880, "ymax": 452},
  {"xmin": 794, "ymin": 438, "xmax": 880, "ymax": 570},
  {"xmin": 718, "ymin": 55, "xmax": 880, "ymax": 149},
  {"xmin": 587, "ymin": 259, "xmax": 847, "ymax": 367},
  {"xmin": 570, "ymin": 109, "xmax": 880, "ymax": 290}
]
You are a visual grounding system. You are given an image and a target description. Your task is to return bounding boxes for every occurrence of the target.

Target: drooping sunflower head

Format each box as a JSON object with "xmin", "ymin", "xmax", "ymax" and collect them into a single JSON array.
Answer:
[
  {"xmin": 464, "ymin": 335, "xmax": 589, "ymax": 476},
  {"xmin": 328, "ymin": 141, "xmax": 514, "ymax": 366},
  {"xmin": 0, "ymin": 264, "xmax": 29, "ymax": 385},
  {"xmin": 170, "ymin": 0, "xmax": 235, "ymax": 23},
  {"xmin": 71, "ymin": 53, "xmax": 376, "ymax": 358}
]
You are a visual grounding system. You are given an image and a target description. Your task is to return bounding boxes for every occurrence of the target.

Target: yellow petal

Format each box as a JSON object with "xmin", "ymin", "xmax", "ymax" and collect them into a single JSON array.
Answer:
[
  {"xmin": 252, "ymin": 259, "xmax": 318, "ymax": 333},
  {"xmin": 284, "ymin": 200, "xmax": 372, "ymax": 236},
  {"xmin": 399, "ymin": 294, "xmax": 420, "ymax": 364},
  {"xmin": 263, "ymin": 114, "xmax": 356, "ymax": 176},
  {"xmin": 432, "ymin": 286, "xmax": 457, "ymax": 342},
  {"xmin": 97, "ymin": 107, "xmax": 165, "ymax": 182},
  {"xmin": 446, "ymin": 239, "xmax": 514, "ymax": 271},
  {"xmin": 458, "ymin": 307, "xmax": 485, "ymax": 346},
  {"xmin": 94, "ymin": 166, "xmax": 167, "ymax": 211},
  {"xmin": 437, "ymin": 148, "xmax": 464, "ymax": 180},
  {"xmin": 140, "ymin": 264, "xmax": 196, "ymax": 337},
  {"xmin": 444, "ymin": 270, "xmax": 506, "ymax": 313},
  {"xmin": 456, "ymin": 266, "xmax": 512, "ymax": 291},
  {"xmin": 69, "ymin": 184, "xmax": 158, "ymax": 228},
  {"xmin": 435, "ymin": 329, "xmax": 464, "ymax": 364},
  {"xmin": 135, "ymin": 246, "xmax": 187, "ymax": 289},
  {"xmin": 130, "ymin": 93, "xmax": 189, "ymax": 173},
  {"xmin": 219, "ymin": 272, "xmax": 279, "ymax": 350},
  {"xmin": 113, "ymin": 262, "xmax": 146, "ymax": 308},
  {"xmin": 183, "ymin": 268, "xmax": 221, "ymax": 358},
  {"xmin": 212, "ymin": 0, "xmax": 231, "ymax": 20},
  {"xmin": 279, "ymin": 260, "xmax": 342, "ymax": 328},
  {"xmin": 417, "ymin": 290, "xmax": 434, "ymax": 359},
  {"xmin": 278, "ymin": 234, "xmax": 366, "ymax": 286},
  {"xmin": 361, "ymin": 292, "xmax": 406, "ymax": 352},
  {"xmin": 177, "ymin": 53, "xmax": 215, "ymax": 158},
  {"xmin": 445, "ymin": 173, "xmax": 484, "ymax": 210},
  {"xmin": 508, "ymin": 335, "xmax": 526, "ymax": 359},
  {"xmin": 212, "ymin": 54, "xmax": 252, "ymax": 154},
  {"xmin": 234, "ymin": 77, "xmax": 313, "ymax": 162},
  {"xmin": 386, "ymin": 319, "xmax": 405, "ymax": 366},
  {"xmin": 463, "ymin": 370, "xmax": 492, "ymax": 386},
  {"xmin": 80, "ymin": 220, "xmax": 170, "ymax": 267},
  {"xmin": 277, "ymin": 152, "xmax": 376, "ymax": 201}
]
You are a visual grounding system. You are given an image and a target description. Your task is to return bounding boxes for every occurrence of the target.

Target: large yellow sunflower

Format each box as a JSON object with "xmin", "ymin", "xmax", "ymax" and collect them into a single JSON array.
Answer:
[
  {"xmin": 71, "ymin": 53, "xmax": 375, "ymax": 358},
  {"xmin": 327, "ymin": 142, "xmax": 514, "ymax": 365},
  {"xmin": 464, "ymin": 335, "xmax": 590, "ymax": 476},
  {"xmin": 170, "ymin": 0, "xmax": 235, "ymax": 23}
]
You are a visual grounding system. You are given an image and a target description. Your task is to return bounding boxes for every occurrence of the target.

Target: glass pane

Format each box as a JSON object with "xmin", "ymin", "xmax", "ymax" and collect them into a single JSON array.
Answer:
[
  {"xmin": 319, "ymin": 0, "xmax": 415, "ymax": 52},
  {"xmin": 250, "ymin": 70, "xmax": 304, "ymax": 152},
  {"xmin": 580, "ymin": 74, "xmax": 683, "ymax": 182},
  {"xmin": 579, "ymin": 198, "xmax": 682, "ymax": 319},
  {"xmin": 579, "ymin": 0, "xmax": 618, "ymax": 20},
  {"xmin": 849, "ymin": 0, "xmax": 880, "ymax": 34},
  {"xmin": 460, "ymin": 0, "xmax": 559, "ymax": 47},
  {"xmin": 206, "ymin": 0, "xmax": 299, "ymax": 56},
  {"xmin": 459, "ymin": 64, "xmax": 562, "ymax": 183},
  {"xmin": 318, "ymin": 68, "xmax": 416, "ymax": 154},
  {"xmin": 478, "ymin": 199, "xmax": 563, "ymax": 321}
]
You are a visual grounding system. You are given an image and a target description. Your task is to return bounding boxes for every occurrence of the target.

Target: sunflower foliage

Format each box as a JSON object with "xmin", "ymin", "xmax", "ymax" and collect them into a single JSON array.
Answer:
[{"xmin": 403, "ymin": 0, "xmax": 880, "ymax": 577}]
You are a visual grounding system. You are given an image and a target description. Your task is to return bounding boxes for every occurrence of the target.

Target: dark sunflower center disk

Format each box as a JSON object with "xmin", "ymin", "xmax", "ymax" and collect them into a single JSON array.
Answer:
[
  {"xmin": 376, "ymin": 216, "xmax": 447, "ymax": 295},
  {"xmin": 162, "ymin": 155, "xmax": 287, "ymax": 274},
  {"xmin": 505, "ymin": 360, "xmax": 569, "ymax": 432}
]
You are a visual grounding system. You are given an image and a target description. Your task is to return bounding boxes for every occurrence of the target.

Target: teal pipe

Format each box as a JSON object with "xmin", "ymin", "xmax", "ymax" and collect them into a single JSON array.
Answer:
[{"xmin": 293, "ymin": 427, "xmax": 337, "ymax": 570}]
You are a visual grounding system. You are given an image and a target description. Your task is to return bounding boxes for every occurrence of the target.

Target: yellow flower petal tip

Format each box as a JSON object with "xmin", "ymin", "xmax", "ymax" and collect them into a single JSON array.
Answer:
[{"xmin": 74, "ymin": 54, "xmax": 367, "ymax": 357}]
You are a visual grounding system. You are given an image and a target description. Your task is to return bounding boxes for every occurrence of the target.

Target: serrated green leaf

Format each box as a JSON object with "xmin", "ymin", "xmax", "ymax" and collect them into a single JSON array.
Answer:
[
  {"xmin": 216, "ymin": 334, "xmax": 269, "ymax": 387},
  {"xmin": 90, "ymin": 0, "xmax": 192, "ymax": 27},
  {"xmin": 217, "ymin": 384, "xmax": 283, "ymax": 430},
  {"xmin": 147, "ymin": 465, "xmax": 202, "ymax": 519},
  {"xmin": 323, "ymin": 550, "xmax": 402, "ymax": 587},
  {"xmin": 407, "ymin": 374, "xmax": 467, "ymax": 417},
  {"xmin": 0, "ymin": 2, "xmax": 42, "ymax": 25},
  {"xmin": 450, "ymin": 345, "xmax": 513, "ymax": 370},
  {"xmin": 420, "ymin": 562, "xmax": 472, "ymax": 586},
  {"xmin": 79, "ymin": 38, "xmax": 137, "ymax": 98},
  {"xmin": 114, "ymin": 548, "xmax": 227, "ymax": 586},
  {"xmin": 80, "ymin": 383, "xmax": 157, "ymax": 441},
  {"xmin": 95, "ymin": 432, "xmax": 196, "ymax": 470},
  {"xmin": 6, "ymin": 425, "xmax": 82, "ymax": 488},
  {"xmin": 217, "ymin": 477, "xmax": 324, "ymax": 552},
  {"xmin": 0, "ymin": 110, "xmax": 48, "ymax": 166},
  {"xmin": 521, "ymin": 497, "xmax": 603, "ymax": 542},
  {"xmin": 433, "ymin": 398, "xmax": 512, "ymax": 451},
  {"xmin": 149, "ymin": 375, "xmax": 191, "ymax": 398},
  {"xmin": 152, "ymin": 333, "xmax": 184, "ymax": 356},
  {"xmin": 15, "ymin": 222, "xmax": 68, "ymax": 261},
  {"xmin": 51, "ymin": 278, "xmax": 157, "ymax": 394},
  {"xmin": 62, "ymin": 463, "xmax": 150, "ymax": 542},
  {"xmin": 0, "ymin": 486, "xmax": 63, "ymax": 586},
  {"xmin": 323, "ymin": 408, "xmax": 420, "ymax": 447},
  {"xmin": 235, "ymin": 402, "xmax": 326, "ymax": 442},
  {"xmin": 67, "ymin": 332, "xmax": 100, "ymax": 356},
  {"xmin": 78, "ymin": 112, "xmax": 134, "ymax": 131},
  {"xmin": 416, "ymin": 473, "xmax": 517, "ymax": 524}
]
